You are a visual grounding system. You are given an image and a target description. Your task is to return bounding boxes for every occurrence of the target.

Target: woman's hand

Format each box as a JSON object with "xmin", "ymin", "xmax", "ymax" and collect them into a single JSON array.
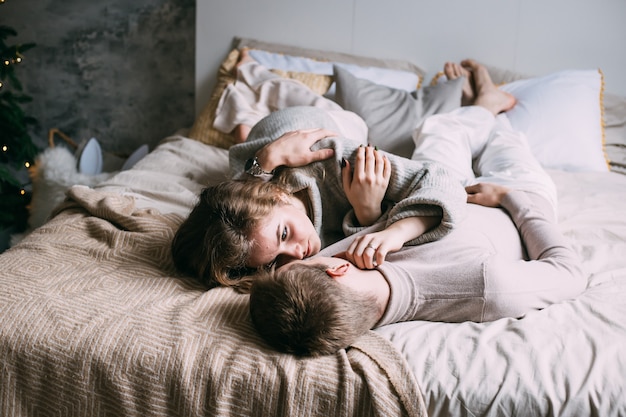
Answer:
[
  {"xmin": 342, "ymin": 146, "xmax": 391, "ymax": 226},
  {"xmin": 343, "ymin": 228, "xmax": 405, "ymax": 270},
  {"xmin": 465, "ymin": 182, "xmax": 510, "ymax": 207},
  {"xmin": 255, "ymin": 128, "xmax": 338, "ymax": 171},
  {"xmin": 343, "ymin": 216, "xmax": 438, "ymax": 269}
]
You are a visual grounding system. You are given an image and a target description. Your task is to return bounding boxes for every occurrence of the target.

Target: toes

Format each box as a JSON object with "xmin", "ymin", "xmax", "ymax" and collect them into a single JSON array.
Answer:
[
  {"xmin": 443, "ymin": 62, "xmax": 455, "ymax": 79},
  {"xmin": 460, "ymin": 58, "xmax": 478, "ymax": 69},
  {"xmin": 444, "ymin": 62, "xmax": 466, "ymax": 80}
]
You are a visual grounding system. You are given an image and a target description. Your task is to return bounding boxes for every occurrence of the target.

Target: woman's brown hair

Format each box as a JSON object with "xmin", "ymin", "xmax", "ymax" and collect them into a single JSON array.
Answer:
[{"xmin": 171, "ymin": 178, "xmax": 292, "ymax": 288}]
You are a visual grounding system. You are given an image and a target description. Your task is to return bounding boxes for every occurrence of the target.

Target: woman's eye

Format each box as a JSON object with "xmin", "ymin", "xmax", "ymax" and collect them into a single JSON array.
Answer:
[{"xmin": 281, "ymin": 227, "xmax": 287, "ymax": 241}]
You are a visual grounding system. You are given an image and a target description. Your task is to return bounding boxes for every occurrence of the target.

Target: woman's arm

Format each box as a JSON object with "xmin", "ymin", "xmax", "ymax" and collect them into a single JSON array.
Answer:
[
  {"xmin": 344, "ymin": 215, "xmax": 440, "ymax": 269},
  {"xmin": 371, "ymin": 156, "xmax": 467, "ymax": 246}
]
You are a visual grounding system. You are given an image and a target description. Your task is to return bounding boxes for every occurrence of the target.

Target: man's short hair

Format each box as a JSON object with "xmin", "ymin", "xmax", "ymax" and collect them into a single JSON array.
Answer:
[{"xmin": 249, "ymin": 263, "xmax": 380, "ymax": 356}]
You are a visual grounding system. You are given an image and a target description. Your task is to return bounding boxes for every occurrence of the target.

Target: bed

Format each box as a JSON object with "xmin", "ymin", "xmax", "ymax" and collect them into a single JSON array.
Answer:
[{"xmin": 2, "ymin": 36, "xmax": 626, "ymax": 417}]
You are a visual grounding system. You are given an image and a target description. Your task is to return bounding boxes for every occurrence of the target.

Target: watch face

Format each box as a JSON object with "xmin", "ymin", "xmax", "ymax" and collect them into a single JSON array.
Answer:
[{"xmin": 245, "ymin": 158, "xmax": 254, "ymax": 171}]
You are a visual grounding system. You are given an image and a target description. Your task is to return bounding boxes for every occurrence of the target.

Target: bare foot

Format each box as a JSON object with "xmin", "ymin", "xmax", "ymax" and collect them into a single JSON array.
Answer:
[
  {"xmin": 444, "ymin": 61, "xmax": 475, "ymax": 106},
  {"xmin": 230, "ymin": 48, "xmax": 256, "ymax": 76},
  {"xmin": 236, "ymin": 47, "xmax": 255, "ymax": 69},
  {"xmin": 233, "ymin": 124, "xmax": 251, "ymax": 143},
  {"xmin": 461, "ymin": 59, "xmax": 516, "ymax": 115}
]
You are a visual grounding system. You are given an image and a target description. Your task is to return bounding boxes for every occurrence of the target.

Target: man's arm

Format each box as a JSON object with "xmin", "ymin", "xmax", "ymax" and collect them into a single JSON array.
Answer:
[{"xmin": 467, "ymin": 183, "xmax": 587, "ymax": 320}]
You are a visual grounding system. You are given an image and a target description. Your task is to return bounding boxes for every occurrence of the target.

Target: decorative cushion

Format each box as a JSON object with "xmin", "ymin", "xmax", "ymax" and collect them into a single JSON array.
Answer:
[
  {"xmin": 333, "ymin": 65, "xmax": 463, "ymax": 158},
  {"xmin": 188, "ymin": 49, "xmax": 240, "ymax": 148},
  {"xmin": 499, "ymin": 69, "xmax": 608, "ymax": 172},
  {"xmin": 267, "ymin": 68, "xmax": 332, "ymax": 95}
]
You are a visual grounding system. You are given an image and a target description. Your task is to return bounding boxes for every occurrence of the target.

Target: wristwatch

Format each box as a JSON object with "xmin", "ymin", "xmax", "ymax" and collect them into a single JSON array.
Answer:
[{"xmin": 245, "ymin": 156, "xmax": 274, "ymax": 180}]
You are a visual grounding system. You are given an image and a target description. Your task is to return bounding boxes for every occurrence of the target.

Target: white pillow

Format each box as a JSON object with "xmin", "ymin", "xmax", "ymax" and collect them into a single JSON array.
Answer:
[
  {"xmin": 249, "ymin": 49, "xmax": 332, "ymax": 73},
  {"xmin": 248, "ymin": 49, "xmax": 420, "ymax": 96},
  {"xmin": 500, "ymin": 69, "xmax": 608, "ymax": 172}
]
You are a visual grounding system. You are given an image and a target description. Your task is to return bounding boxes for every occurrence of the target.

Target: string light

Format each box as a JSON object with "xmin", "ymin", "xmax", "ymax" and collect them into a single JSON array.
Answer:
[{"xmin": 2, "ymin": 0, "xmax": 36, "ymax": 221}]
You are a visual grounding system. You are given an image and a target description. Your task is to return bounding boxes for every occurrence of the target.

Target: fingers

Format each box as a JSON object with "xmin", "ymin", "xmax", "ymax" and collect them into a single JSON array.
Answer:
[
  {"xmin": 341, "ymin": 157, "xmax": 351, "ymax": 192},
  {"xmin": 310, "ymin": 147, "xmax": 335, "ymax": 162},
  {"xmin": 272, "ymin": 128, "xmax": 339, "ymax": 167},
  {"xmin": 464, "ymin": 182, "xmax": 510, "ymax": 207},
  {"xmin": 303, "ymin": 128, "xmax": 338, "ymax": 142},
  {"xmin": 279, "ymin": 128, "xmax": 338, "ymax": 146},
  {"xmin": 352, "ymin": 145, "xmax": 388, "ymax": 181},
  {"xmin": 464, "ymin": 183, "xmax": 482, "ymax": 194},
  {"xmin": 466, "ymin": 193, "xmax": 479, "ymax": 205},
  {"xmin": 345, "ymin": 236, "xmax": 386, "ymax": 269}
]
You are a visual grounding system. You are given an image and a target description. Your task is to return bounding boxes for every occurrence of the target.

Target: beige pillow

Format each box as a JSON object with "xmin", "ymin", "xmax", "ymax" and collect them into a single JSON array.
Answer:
[
  {"xmin": 188, "ymin": 49, "xmax": 239, "ymax": 149},
  {"xmin": 188, "ymin": 49, "xmax": 332, "ymax": 148},
  {"xmin": 268, "ymin": 69, "xmax": 332, "ymax": 96}
]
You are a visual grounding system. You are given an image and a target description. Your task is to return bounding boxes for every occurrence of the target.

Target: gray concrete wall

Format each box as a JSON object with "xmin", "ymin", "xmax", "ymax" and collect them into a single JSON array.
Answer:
[{"xmin": 3, "ymin": 0, "xmax": 195, "ymax": 155}]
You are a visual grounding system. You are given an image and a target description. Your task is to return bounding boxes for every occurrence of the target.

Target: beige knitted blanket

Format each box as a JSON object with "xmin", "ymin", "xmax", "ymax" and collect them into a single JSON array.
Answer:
[{"xmin": 0, "ymin": 185, "xmax": 426, "ymax": 417}]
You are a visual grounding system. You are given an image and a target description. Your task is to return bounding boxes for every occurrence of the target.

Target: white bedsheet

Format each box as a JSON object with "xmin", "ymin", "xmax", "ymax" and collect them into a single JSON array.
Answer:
[{"xmin": 375, "ymin": 170, "xmax": 626, "ymax": 417}]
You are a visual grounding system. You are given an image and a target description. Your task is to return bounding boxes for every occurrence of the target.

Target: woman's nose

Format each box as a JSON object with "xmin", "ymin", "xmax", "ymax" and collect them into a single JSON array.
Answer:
[{"xmin": 287, "ymin": 243, "xmax": 304, "ymax": 260}]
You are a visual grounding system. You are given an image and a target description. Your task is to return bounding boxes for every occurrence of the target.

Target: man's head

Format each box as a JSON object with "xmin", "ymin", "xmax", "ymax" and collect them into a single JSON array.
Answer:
[{"xmin": 249, "ymin": 257, "xmax": 386, "ymax": 356}]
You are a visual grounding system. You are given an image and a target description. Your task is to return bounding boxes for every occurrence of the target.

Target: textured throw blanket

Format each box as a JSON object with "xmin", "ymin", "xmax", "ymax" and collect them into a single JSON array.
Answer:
[{"xmin": 1, "ymin": 183, "xmax": 426, "ymax": 417}]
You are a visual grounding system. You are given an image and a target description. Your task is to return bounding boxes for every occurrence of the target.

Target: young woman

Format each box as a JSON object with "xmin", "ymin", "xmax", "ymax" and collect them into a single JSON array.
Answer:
[
  {"xmin": 171, "ymin": 109, "xmax": 467, "ymax": 288},
  {"xmin": 171, "ymin": 59, "xmax": 513, "ymax": 290}
]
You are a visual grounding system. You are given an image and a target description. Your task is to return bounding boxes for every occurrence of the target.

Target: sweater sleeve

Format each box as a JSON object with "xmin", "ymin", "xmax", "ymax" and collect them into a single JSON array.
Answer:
[{"xmin": 381, "ymin": 158, "xmax": 467, "ymax": 245}]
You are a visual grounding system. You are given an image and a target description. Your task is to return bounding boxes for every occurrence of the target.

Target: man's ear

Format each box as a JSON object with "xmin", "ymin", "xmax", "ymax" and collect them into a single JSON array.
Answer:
[{"xmin": 325, "ymin": 263, "xmax": 350, "ymax": 278}]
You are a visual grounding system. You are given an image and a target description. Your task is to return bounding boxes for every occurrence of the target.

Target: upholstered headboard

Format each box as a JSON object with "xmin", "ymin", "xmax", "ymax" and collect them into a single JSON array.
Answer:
[{"xmin": 195, "ymin": 0, "xmax": 626, "ymax": 115}]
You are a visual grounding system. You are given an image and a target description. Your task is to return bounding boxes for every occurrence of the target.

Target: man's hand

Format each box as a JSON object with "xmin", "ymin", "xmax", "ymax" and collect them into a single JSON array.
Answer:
[{"xmin": 466, "ymin": 182, "xmax": 511, "ymax": 207}]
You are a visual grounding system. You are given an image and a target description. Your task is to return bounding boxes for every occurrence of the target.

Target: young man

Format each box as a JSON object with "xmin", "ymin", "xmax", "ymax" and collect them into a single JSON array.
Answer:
[{"xmin": 248, "ymin": 61, "xmax": 587, "ymax": 357}]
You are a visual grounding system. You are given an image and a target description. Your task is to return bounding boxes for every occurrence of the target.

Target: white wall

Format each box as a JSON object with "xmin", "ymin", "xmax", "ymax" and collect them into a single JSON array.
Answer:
[{"xmin": 196, "ymin": 0, "xmax": 626, "ymax": 114}]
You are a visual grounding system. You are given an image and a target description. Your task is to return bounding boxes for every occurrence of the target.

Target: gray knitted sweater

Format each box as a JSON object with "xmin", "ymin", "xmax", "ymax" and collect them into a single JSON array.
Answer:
[{"xmin": 229, "ymin": 106, "xmax": 467, "ymax": 248}]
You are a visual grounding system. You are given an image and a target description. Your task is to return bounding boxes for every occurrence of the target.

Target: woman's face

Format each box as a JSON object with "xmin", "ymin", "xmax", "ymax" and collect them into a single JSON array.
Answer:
[{"xmin": 247, "ymin": 197, "xmax": 320, "ymax": 269}]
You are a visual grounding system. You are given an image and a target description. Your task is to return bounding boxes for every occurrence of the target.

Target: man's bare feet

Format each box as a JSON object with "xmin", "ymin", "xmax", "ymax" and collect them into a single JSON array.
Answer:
[
  {"xmin": 461, "ymin": 59, "xmax": 516, "ymax": 115},
  {"xmin": 233, "ymin": 124, "xmax": 251, "ymax": 143},
  {"xmin": 444, "ymin": 61, "xmax": 475, "ymax": 106}
]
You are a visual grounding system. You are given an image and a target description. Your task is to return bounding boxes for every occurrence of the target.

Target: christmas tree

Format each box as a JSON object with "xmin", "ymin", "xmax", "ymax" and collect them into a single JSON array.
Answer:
[{"xmin": 0, "ymin": 8, "xmax": 38, "ymax": 234}]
